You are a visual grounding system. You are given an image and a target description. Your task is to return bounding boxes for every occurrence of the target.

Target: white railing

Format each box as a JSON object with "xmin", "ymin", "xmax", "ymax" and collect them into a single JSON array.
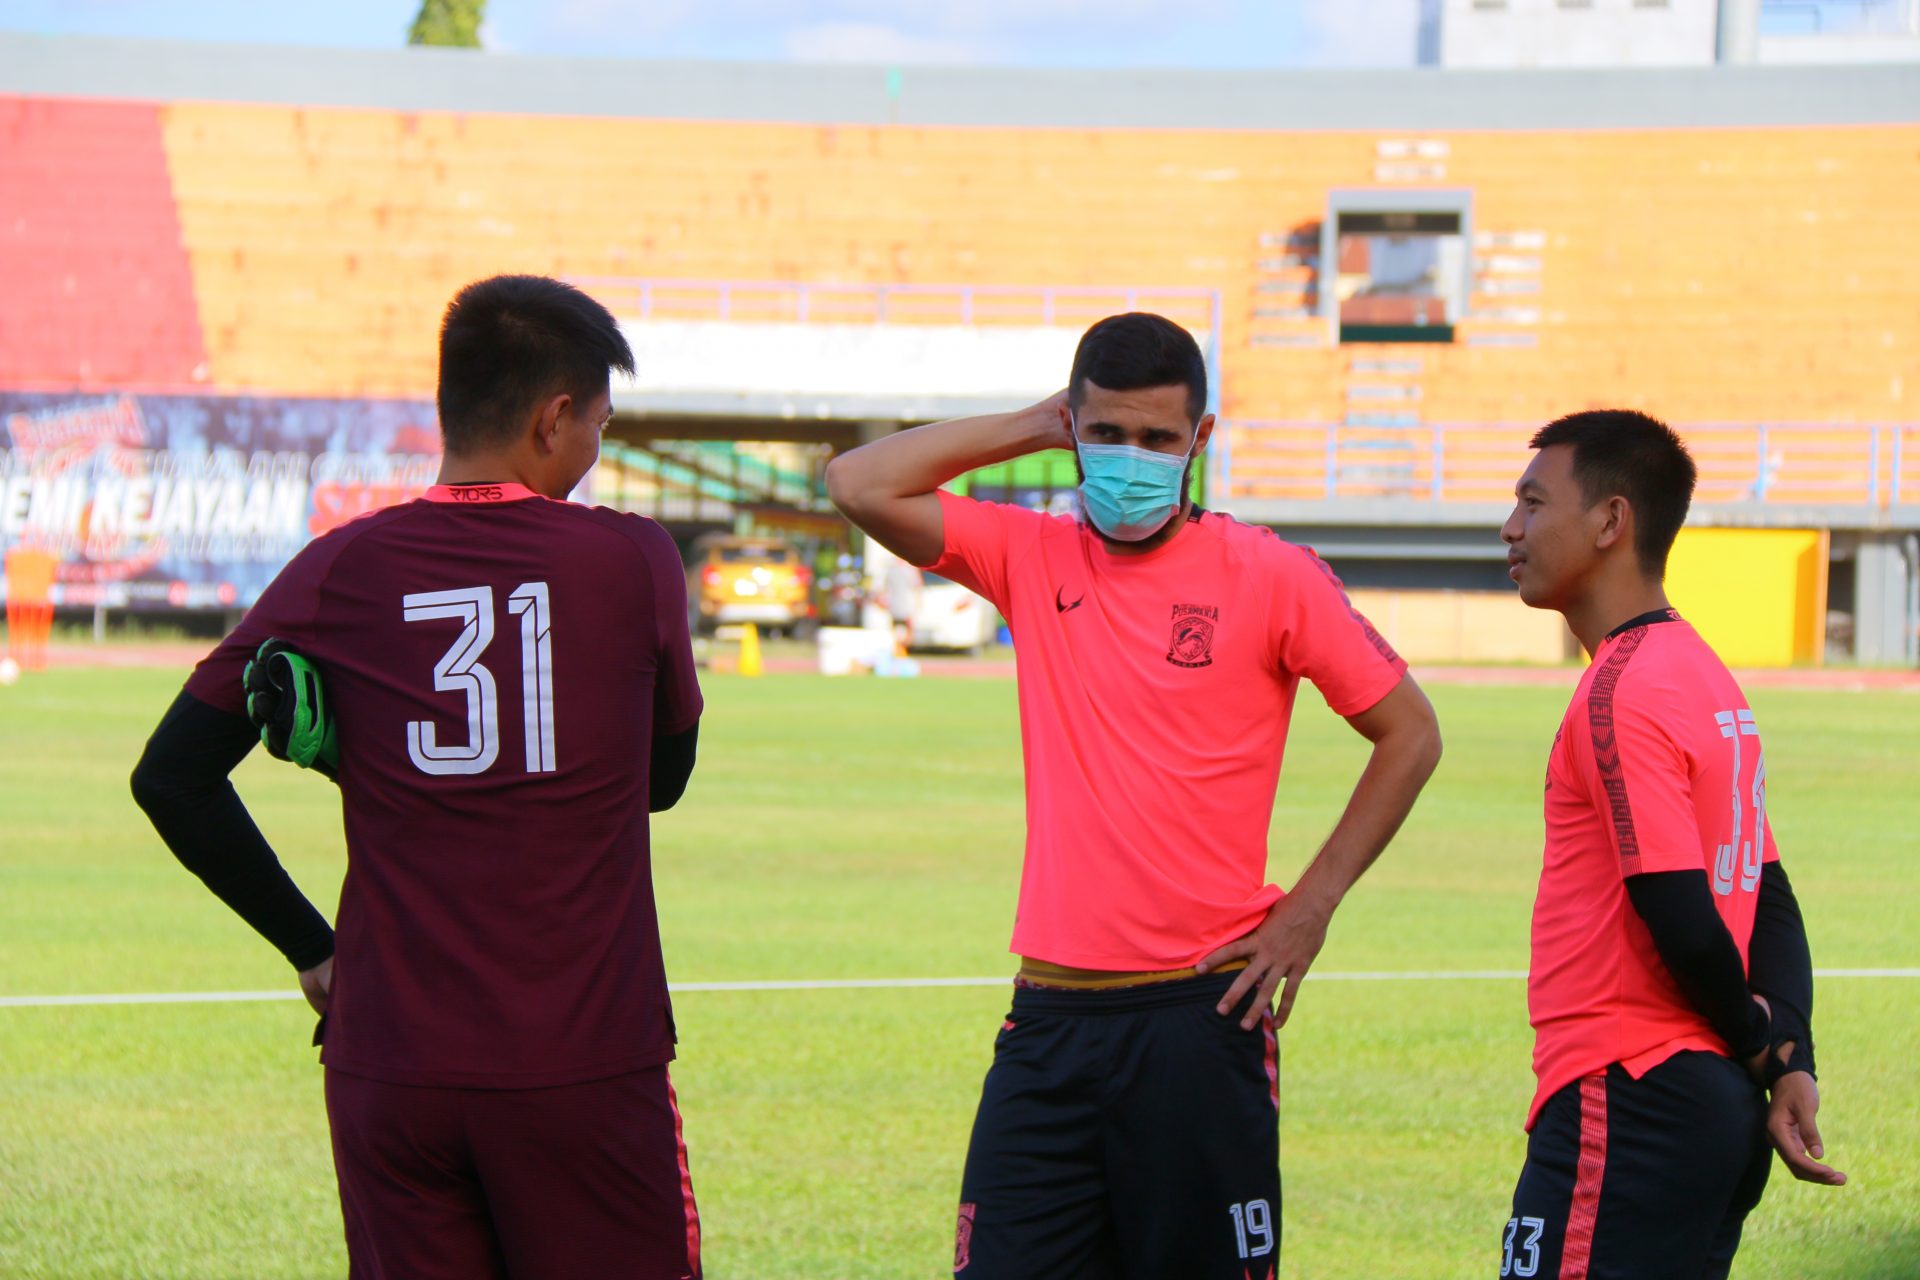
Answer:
[
  {"xmin": 574, "ymin": 277, "xmax": 1222, "ymax": 338},
  {"xmin": 1216, "ymin": 421, "xmax": 1918, "ymax": 509}
]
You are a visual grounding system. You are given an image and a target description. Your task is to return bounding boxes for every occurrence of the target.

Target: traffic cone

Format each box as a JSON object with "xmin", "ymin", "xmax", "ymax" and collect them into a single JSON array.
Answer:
[{"xmin": 739, "ymin": 622, "xmax": 764, "ymax": 678}]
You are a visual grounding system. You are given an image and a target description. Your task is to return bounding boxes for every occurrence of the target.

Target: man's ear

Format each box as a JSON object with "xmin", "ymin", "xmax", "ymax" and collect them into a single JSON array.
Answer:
[
  {"xmin": 1593, "ymin": 494, "xmax": 1632, "ymax": 553},
  {"xmin": 533, "ymin": 393, "xmax": 571, "ymax": 456},
  {"xmin": 1192, "ymin": 412, "xmax": 1216, "ymax": 455}
]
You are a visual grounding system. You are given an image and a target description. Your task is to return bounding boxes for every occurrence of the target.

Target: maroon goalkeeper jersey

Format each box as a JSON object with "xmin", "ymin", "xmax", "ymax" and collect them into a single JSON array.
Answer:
[{"xmin": 186, "ymin": 482, "xmax": 703, "ymax": 1088}]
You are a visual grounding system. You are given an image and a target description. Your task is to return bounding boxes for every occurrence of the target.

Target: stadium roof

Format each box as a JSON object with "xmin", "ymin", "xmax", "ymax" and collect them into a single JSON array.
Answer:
[{"xmin": 2, "ymin": 32, "xmax": 1916, "ymax": 129}]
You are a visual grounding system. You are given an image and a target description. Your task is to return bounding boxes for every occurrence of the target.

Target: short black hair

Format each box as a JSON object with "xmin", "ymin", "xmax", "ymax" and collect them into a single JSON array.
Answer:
[
  {"xmin": 436, "ymin": 275, "xmax": 635, "ymax": 454},
  {"xmin": 1068, "ymin": 313, "xmax": 1208, "ymax": 424},
  {"xmin": 1530, "ymin": 409, "xmax": 1696, "ymax": 577}
]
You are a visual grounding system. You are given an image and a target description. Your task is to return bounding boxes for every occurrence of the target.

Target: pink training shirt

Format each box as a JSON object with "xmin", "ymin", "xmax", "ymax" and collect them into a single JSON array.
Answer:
[
  {"xmin": 1527, "ymin": 612, "xmax": 1775, "ymax": 1128},
  {"xmin": 928, "ymin": 491, "xmax": 1407, "ymax": 970}
]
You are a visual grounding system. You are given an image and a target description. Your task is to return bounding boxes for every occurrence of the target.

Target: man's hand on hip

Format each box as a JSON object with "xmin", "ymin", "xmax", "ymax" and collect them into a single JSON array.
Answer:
[
  {"xmin": 1193, "ymin": 676, "xmax": 1441, "ymax": 1031},
  {"xmin": 1197, "ymin": 892, "xmax": 1334, "ymax": 1031},
  {"xmin": 298, "ymin": 955, "xmax": 333, "ymax": 1017}
]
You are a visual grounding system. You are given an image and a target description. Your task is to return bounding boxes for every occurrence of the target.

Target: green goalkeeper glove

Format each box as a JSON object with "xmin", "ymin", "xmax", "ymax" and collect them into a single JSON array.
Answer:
[{"xmin": 242, "ymin": 639, "xmax": 340, "ymax": 779}]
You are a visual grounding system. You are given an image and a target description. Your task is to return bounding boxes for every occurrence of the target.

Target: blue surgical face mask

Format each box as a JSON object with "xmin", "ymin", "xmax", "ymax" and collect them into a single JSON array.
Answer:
[{"xmin": 1073, "ymin": 415, "xmax": 1196, "ymax": 543}]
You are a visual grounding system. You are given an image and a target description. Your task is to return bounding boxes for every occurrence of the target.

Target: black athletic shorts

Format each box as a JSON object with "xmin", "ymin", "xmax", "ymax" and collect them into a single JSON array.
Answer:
[
  {"xmin": 954, "ymin": 971, "xmax": 1281, "ymax": 1280},
  {"xmin": 1501, "ymin": 1050, "xmax": 1770, "ymax": 1280}
]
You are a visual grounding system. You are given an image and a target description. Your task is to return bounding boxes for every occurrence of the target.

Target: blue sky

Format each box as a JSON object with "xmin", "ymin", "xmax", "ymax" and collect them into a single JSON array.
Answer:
[{"xmin": 0, "ymin": 0, "xmax": 1426, "ymax": 68}]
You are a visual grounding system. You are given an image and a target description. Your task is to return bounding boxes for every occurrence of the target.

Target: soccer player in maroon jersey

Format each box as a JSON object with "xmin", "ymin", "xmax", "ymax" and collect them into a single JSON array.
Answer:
[
  {"xmin": 1497, "ymin": 411, "xmax": 1843, "ymax": 1280},
  {"xmin": 131, "ymin": 276, "xmax": 706, "ymax": 1280}
]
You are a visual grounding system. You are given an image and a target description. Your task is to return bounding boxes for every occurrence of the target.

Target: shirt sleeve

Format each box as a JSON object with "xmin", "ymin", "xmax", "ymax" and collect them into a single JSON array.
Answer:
[
  {"xmin": 1269, "ymin": 543, "xmax": 1409, "ymax": 717},
  {"xmin": 130, "ymin": 689, "xmax": 336, "ymax": 971},
  {"xmin": 645, "ymin": 521, "xmax": 703, "ymax": 736},
  {"xmin": 1748, "ymin": 860, "xmax": 1815, "ymax": 1078},
  {"xmin": 1623, "ymin": 869, "xmax": 1770, "ymax": 1058},
  {"xmin": 1593, "ymin": 688, "xmax": 1702, "ymax": 880},
  {"xmin": 926, "ymin": 490, "xmax": 1031, "ymax": 617},
  {"xmin": 183, "ymin": 535, "xmax": 341, "ymax": 716}
]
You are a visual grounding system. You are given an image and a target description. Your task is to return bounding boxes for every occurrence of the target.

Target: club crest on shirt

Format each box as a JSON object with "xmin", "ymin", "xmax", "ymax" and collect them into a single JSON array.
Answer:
[
  {"xmin": 955, "ymin": 1202, "xmax": 976, "ymax": 1271},
  {"xmin": 1167, "ymin": 603, "xmax": 1219, "ymax": 668}
]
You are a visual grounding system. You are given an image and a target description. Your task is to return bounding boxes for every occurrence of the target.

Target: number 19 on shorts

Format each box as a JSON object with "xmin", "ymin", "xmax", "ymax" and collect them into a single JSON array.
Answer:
[{"xmin": 1229, "ymin": 1199, "xmax": 1275, "ymax": 1260}]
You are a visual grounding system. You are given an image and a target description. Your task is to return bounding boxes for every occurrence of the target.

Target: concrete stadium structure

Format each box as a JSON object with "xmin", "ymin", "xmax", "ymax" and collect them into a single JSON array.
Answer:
[{"xmin": 1, "ymin": 33, "xmax": 1915, "ymax": 664}]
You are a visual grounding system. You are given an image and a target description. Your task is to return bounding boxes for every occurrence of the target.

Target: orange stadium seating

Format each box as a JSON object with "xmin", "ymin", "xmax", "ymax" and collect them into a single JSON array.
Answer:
[
  {"xmin": 153, "ymin": 105, "xmax": 1917, "ymax": 421},
  {"xmin": 2, "ymin": 94, "xmax": 1914, "ymax": 506}
]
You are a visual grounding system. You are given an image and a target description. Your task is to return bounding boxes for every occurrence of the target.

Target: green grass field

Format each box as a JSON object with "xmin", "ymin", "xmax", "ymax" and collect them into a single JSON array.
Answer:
[{"xmin": 2, "ymin": 667, "xmax": 1916, "ymax": 1278}]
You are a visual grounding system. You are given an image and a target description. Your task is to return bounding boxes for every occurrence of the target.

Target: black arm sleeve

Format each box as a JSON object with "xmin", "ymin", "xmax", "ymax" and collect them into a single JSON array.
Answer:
[
  {"xmin": 650, "ymin": 721, "xmax": 698, "ymax": 813},
  {"xmin": 1748, "ymin": 861, "xmax": 1816, "ymax": 1078},
  {"xmin": 129, "ymin": 690, "xmax": 335, "ymax": 970},
  {"xmin": 1625, "ymin": 868, "xmax": 1769, "ymax": 1061}
]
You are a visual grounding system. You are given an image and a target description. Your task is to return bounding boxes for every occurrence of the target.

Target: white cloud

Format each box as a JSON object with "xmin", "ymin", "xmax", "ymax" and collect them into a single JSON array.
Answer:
[
  {"xmin": 503, "ymin": 0, "xmax": 1410, "ymax": 67},
  {"xmin": 808, "ymin": 0, "xmax": 1220, "ymax": 33},
  {"xmin": 544, "ymin": 0, "xmax": 1224, "ymax": 42},
  {"xmin": 1296, "ymin": 0, "xmax": 1421, "ymax": 66},
  {"xmin": 785, "ymin": 20, "xmax": 986, "ymax": 63},
  {"xmin": 553, "ymin": 0, "xmax": 703, "ymax": 37}
]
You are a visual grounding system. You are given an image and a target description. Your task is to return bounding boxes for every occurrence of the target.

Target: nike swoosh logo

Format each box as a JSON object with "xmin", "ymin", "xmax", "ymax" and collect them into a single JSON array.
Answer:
[{"xmin": 1055, "ymin": 587, "xmax": 1084, "ymax": 614}]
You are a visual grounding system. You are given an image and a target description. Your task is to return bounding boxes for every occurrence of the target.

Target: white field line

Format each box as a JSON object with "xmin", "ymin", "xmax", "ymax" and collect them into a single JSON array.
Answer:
[{"xmin": 1, "ymin": 968, "xmax": 1915, "ymax": 1009}]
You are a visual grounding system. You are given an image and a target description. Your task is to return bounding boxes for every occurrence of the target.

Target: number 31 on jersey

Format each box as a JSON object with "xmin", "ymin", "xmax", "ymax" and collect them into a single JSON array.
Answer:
[{"xmin": 403, "ymin": 583, "xmax": 556, "ymax": 777}]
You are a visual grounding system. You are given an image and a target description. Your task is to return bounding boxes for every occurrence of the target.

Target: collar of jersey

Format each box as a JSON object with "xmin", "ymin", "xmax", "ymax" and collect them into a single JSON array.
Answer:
[
  {"xmin": 1603, "ymin": 606, "xmax": 1683, "ymax": 641},
  {"xmin": 424, "ymin": 482, "xmax": 542, "ymax": 504}
]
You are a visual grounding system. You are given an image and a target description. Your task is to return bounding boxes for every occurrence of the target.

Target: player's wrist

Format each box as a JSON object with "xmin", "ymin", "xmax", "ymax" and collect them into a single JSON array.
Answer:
[
  {"xmin": 1279, "ymin": 879, "xmax": 1341, "ymax": 923},
  {"xmin": 1763, "ymin": 1037, "xmax": 1816, "ymax": 1088},
  {"xmin": 1014, "ymin": 397, "xmax": 1070, "ymax": 453}
]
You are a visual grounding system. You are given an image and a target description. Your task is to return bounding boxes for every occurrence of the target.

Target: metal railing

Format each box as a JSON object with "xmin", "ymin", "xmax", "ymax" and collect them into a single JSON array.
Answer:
[
  {"xmin": 572, "ymin": 276, "xmax": 1222, "ymax": 339},
  {"xmin": 1216, "ymin": 421, "xmax": 1919, "ymax": 509}
]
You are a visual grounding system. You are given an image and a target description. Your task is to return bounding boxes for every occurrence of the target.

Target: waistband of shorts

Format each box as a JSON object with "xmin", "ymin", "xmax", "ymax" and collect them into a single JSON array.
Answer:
[
  {"xmin": 1016, "ymin": 956, "xmax": 1248, "ymax": 990},
  {"xmin": 1007, "ymin": 967, "xmax": 1251, "ymax": 1015}
]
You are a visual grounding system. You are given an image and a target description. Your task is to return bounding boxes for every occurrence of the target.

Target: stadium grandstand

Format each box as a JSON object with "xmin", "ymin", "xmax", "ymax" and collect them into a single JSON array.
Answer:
[{"xmin": 1, "ymin": 29, "xmax": 1915, "ymax": 666}]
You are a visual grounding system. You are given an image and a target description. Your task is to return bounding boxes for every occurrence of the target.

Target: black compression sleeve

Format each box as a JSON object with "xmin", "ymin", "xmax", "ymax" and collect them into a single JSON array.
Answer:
[
  {"xmin": 650, "ymin": 721, "xmax": 698, "ymax": 813},
  {"xmin": 129, "ymin": 690, "xmax": 335, "ymax": 970},
  {"xmin": 1748, "ymin": 861, "xmax": 1816, "ymax": 1078},
  {"xmin": 1624, "ymin": 869, "xmax": 1768, "ymax": 1061}
]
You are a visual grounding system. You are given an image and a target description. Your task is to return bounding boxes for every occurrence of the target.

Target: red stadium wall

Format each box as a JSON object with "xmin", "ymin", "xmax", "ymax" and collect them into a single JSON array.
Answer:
[{"xmin": 0, "ymin": 96, "xmax": 206, "ymax": 391}]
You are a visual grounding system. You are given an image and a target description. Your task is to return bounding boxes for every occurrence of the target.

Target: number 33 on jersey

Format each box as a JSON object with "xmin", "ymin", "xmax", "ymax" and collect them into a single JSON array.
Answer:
[
  {"xmin": 1710, "ymin": 708, "xmax": 1765, "ymax": 897},
  {"xmin": 1526, "ymin": 613, "xmax": 1779, "ymax": 1130}
]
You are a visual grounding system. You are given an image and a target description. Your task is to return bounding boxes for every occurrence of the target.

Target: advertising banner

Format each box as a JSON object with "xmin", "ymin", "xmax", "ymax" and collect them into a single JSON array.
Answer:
[{"xmin": 0, "ymin": 393, "xmax": 440, "ymax": 609}]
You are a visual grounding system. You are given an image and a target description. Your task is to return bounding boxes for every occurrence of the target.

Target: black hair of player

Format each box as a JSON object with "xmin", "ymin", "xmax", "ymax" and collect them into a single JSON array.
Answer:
[
  {"xmin": 1530, "ymin": 409, "xmax": 1697, "ymax": 578},
  {"xmin": 436, "ymin": 275, "xmax": 636, "ymax": 454},
  {"xmin": 1068, "ymin": 313, "xmax": 1209, "ymax": 425}
]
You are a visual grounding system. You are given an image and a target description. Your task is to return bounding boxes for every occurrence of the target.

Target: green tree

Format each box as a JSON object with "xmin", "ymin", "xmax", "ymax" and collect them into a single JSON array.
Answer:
[{"xmin": 408, "ymin": 0, "xmax": 486, "ymax": 48}]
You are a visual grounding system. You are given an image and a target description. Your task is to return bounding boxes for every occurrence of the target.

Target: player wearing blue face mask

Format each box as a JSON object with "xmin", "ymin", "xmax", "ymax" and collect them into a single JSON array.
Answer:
[
  {"xmin": 826, "ymin": 311, "xmax": 1440, "ymax": 1280},
  {"xmin": 1057, "ymin": 316, "xmax": 1210, "ymax": 553},
  {"xmin": 1072, "ymin": 415, "xmax": 1199, "ymax": 543}
]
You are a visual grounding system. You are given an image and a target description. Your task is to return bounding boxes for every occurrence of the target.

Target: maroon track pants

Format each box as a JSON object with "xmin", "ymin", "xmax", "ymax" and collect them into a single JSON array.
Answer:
[{"xmin": 325, "ymin": 1065, "xmax": 701, "ymax": 1280}]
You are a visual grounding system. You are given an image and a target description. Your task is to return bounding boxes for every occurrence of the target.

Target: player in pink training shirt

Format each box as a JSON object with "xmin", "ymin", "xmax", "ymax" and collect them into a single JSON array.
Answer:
[
  {"xmin": 828, "ymin": 313, "xmax": 1443, "ymax": 1279},
  {"xmin": 132, "ymin": 277, "xmax": 705, "ymax": 1280},
  {"xmin": 1497, "ymin": 410, "xmax": 1844, "ymax": 1280}
]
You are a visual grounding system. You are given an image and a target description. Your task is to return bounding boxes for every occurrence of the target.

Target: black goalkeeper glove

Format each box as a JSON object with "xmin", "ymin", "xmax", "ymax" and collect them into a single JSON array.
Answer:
[{"xmin": 242, "ymin": 639, "xmax": 340, "ymax": 780}]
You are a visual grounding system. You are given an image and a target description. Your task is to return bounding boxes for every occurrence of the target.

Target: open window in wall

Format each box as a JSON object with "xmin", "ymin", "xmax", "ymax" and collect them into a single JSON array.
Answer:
[{"xmin": 1322, "ymin": 190, "xmax": 1472, "ymax": 344}]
